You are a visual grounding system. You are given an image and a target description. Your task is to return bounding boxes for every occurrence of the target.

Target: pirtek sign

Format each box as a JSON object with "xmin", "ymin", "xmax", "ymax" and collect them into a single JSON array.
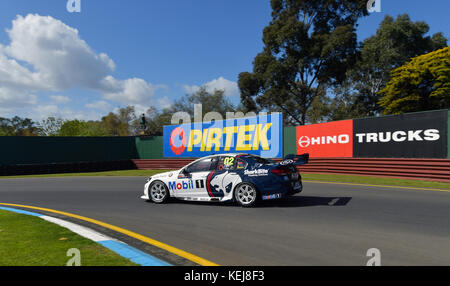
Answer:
[{"xmin": 164, "ymin": 113, "xmax": 283, "ymax": 158}]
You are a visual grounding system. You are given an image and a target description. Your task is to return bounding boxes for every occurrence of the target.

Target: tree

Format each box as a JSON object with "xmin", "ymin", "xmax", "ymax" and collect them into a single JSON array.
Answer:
[
  {"xmin": 327, "ymin": 80, "xmax": 366, "ymax": 121},
  {"xmin": 0, "ymin": 116, "xmax": 38, "ymax": 136},
  {"xmin": 100, "ymin": 106, "xmax": 136, "ymax": 136},
  {"xmin": 349, "ymin": 14, "xmax": 447, "ymax": 116},
  {"xmin": 37, "ymin": 117, "xmax": 64, "ymax": 136},
  {"xmin": 137, "ymin": 88, "xmax": 237, "ymax": 135},
  {"xmin": 168, "ymin": 87, "xmax": 236, "ymax": 120},
  {"xmin": 378, "ymin": 46, "xmax": 450, "ymax": 115},
  {"xmin": 238, "ymin": 0, "xmax": 368, "ymax": 125},
  {"xmin": 58, "ymin": 120, "xmax": 109, "ymax": 136}
]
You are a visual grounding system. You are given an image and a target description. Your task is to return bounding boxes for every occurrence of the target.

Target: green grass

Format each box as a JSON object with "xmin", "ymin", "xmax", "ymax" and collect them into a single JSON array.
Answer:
[
  {"xmin": 0, "ymin": 210, "xmax": 139, "ymax": 266},
  {"xmin": 302, "ymin": 173, "xmax": 450, "ymax": 190},
  {"xmin": 1, "ymin": 169, "xmax": 449, "ymax": 190},
  {"xmin": 0, "ymin": 169, "xmax": 169, "ymax": 179}
]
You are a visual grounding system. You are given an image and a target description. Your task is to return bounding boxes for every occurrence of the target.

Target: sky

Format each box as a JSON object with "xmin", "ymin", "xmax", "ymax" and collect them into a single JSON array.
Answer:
[{"xmin": 0, "ymin": 0, "xmax": 448, "ymax": 122}]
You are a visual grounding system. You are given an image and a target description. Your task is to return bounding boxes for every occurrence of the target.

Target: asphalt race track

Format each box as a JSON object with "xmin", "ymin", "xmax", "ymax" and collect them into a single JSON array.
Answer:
[{"xmin": 0, "ymin": 177, "xmax": 449, "ymax": 266}]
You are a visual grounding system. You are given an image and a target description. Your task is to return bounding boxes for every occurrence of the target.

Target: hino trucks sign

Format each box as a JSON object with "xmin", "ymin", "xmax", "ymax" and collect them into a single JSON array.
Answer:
[{"xmin": 353, "ymin": 110, "xmax": 448, "ymax": 158}]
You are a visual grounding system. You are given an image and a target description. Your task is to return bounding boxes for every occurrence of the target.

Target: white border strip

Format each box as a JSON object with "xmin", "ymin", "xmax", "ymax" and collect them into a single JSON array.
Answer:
[
  {"xmin": 0, "ymin": 207, "xmax": 171, "ymax": 266},
  {"xmin": 40, "ymin": 215, "xmax": 115, "ymax": 242}
]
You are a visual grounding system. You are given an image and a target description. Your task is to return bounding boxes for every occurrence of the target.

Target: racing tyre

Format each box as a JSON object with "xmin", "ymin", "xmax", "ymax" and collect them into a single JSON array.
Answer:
[
  {"xmin": 149, "ymin": 181, "xmax": 169, "ymax": 204},
  {"xmin": 234, "ymin": 183, "xmax": 258, "ymax": 208}
]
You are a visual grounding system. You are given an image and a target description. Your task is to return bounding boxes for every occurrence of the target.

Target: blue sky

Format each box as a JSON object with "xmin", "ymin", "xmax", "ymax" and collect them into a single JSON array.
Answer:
[{"xmin": 0, "ymin": 0, "xmax": 448, "ymax": 121}]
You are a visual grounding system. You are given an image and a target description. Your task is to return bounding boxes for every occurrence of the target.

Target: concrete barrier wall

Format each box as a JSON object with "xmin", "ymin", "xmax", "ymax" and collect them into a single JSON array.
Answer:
[
  {"xmin": 0, "ymin": 136, "xmax": 140, "ymax": 166},
  {"xmin": 1, "ymin": 110, "xmax": 449, "ymax": 178},
  {"xmin": 135, "ymin": 136, "xmax": 164, "ymax": 159},
  {"xmin": 448, "ymin": 110, "xmax": 450, "ymax": 159},
  {"xmin": 132, "ymin": 158, "xmax": 450, "ymax": 182}
]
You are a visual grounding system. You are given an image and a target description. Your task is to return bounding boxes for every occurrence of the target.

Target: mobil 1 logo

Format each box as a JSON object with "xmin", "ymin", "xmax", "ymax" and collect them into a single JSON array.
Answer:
[{"xmin": 353, "ymin": 110, "xmax": 448, "ymax": 158}]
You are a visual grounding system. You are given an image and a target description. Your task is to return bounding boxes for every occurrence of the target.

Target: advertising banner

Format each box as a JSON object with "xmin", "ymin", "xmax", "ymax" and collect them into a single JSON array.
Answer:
[
  {"xmin": 163, "ymin": 113, "xmax": 283, "ymax": 158},
  {"xmin": 296, "ymin": 120, "xmax": 353, "ymax": 158},
  {"xmin": 353, "ymin": 110, "xmax": 448, "ymax": 158}
]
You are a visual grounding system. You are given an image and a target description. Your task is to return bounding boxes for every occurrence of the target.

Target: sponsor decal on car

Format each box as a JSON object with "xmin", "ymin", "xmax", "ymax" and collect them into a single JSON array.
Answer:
[
  {"xmin": 279, "ymin": 159, "xmax": 294, "ymax": 165},
  {"xmin": 262, "ymin": 194, "xmax": 282, "ymax": 200},
  {"xmin": 168, "ymin": 180, "xmax": 194, "ymax": 191},
  {"xmin": 244, "ymin": 169, "xmax": 269, "ymax": 177}
]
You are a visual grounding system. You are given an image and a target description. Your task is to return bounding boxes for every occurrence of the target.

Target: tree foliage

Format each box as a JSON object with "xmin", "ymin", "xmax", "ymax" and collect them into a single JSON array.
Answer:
[
  {"xmin": 379, "ymin": 46, "xmax": 450, "ymax": 114},
  {"xmin": 349, "ymin": 14, "xmax": 447, "ymax": 116},
  {"xmin": 0, "ymin": 116, "xmax": 39, "ymax": 136},
  {"xmin": 37, "ymin": 117, "xmax": 64, "ymax": 136},
  {"xmin": 100, "ymin": 106, "xmax": 136, "ymax": 136},
  {"xmin": 139, "ymin": 87, "xmax": 239, "ymax": 136},
  {"xmin": 238, "ymin": 0, "xmax": 368, "ymax": 125},
  {"xmin": 58, "ymin": 120, "xmax": 108, "ymax": 137}
]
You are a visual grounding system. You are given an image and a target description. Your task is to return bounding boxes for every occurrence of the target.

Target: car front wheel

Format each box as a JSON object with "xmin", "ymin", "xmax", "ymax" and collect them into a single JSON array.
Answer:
[
  {"xmin": 149, "ymin": 181, "xmax": 169, "ymax": 204},
  {"xmin": 234, "ymin": 183, "xmax": 258, "ymax": 207}
]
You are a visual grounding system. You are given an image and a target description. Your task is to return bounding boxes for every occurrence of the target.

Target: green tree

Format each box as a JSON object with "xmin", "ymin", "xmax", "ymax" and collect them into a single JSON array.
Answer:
[
  {"xmin": 37, "ymin": 117, "xmax": 64, "ymax": 136},
  {"xmin": 349, "ymin": 14, "xmax": 447, "ymax": 116},
  {"xmin": 100, "ymin": 106, "xmax": 136, "ymax": 136},
  {"xmin": 238, "ymin": 0, "xmax": 368, "ymax": 125},
  {"xmin": 58, "ymin": 120, "xmax": 88, "ymax": 136},
  {"xmin": 58, "ymin": 120, "xmax": 109, "ymax": 137},
  {"xmin": 327, "ymin": 80, "xmax": 366, "ymax": 121},
  {"xmin": 0, "ymin": 118, "xmax": 13, "ymax": 136},
  {"xmin": 0, "ymin": 116, "xmax": 38, "ymax": 136},
  {"xmin": 137, "ymin": 87, "xmax": 238, "ymax": 135},
  {"xmin": 168, "ymin": 87, "xmax": 236, "ymax": 120},
  {"xmin": 379, "ymin": 46, "xmax": 450, "ymax": 115}
]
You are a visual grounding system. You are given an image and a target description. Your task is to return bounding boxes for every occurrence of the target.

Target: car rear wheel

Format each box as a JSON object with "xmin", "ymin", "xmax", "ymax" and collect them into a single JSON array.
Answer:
[
  {"xmin": 149, "ymin": 181, "xmax": 169, "ymax": 204},
  {"xmin": 234, "ymin": 183, "xmax": 258, "ymax": 207}
]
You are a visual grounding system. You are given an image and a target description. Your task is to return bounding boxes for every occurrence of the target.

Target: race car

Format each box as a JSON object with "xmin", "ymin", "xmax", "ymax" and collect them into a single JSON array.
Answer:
[{"xmin": 140, "ymin": 153, "xmax": 309, "ymax": 207}]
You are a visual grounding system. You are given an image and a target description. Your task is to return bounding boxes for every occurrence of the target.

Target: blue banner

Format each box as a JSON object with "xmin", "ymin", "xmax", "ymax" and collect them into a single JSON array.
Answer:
[{"xmin": 163, "ymin": 113, "xmax": 283, "ymax": 158}]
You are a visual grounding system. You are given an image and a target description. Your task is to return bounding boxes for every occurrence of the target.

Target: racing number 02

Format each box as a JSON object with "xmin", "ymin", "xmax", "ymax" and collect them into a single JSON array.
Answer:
[{"xmin": 224, "ymin": 157, "xmax": 234, "ymax": 167}]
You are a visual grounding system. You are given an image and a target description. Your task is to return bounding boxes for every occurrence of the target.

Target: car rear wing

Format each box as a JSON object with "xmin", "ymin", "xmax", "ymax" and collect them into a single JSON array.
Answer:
[{"xmin": 278, "ymin": 153, "xmax": 309, "ymax": 166}]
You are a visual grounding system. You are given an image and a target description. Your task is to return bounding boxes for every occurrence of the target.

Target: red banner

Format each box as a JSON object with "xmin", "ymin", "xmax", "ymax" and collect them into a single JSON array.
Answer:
[{"xmin": 296, "ymin": 120, "xmax": 353, "ymax": 158}]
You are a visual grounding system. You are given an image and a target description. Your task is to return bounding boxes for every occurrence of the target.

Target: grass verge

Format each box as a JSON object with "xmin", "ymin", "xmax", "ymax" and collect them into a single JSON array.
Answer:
[
  {"xmin": 1, "ymin": 169, "xmax": 449, "ymax": 190},
  {"xmin": 302, "ymin": 173, "xmax": 450, "ymax": 190},
  {"xmin": 0, "ymin": 210, "xmax": 139, "ymax": 266},
  {"xmin": 0, "ymin": 169, "xmax": 169, "ymax": 179}
]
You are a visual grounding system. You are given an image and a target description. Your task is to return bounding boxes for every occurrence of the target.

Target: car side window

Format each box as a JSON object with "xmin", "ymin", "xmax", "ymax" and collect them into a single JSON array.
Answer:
[
  {"xmin": 186, "ymin": 157, "xmax": 216, "ymax": 173},
  {"xmin": 236, "ymin": 158, "xmax": 248, "ymax": 170},
  {"xmin": 217, "ymin": 156, "xmax": 236, "ymax": 171}
]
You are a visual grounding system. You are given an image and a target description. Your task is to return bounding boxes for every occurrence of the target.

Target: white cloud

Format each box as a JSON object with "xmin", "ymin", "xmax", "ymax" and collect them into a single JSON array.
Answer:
[
  {"xmin": 85, "ymin": 100, "xmax": 112, "ymax": 113},
  {"xmin": 183, "ymin": 77, "xmax": 239, "ymax": 97},
  {"xmin": 0, "ymin": 14, "xmax": 167, "ymax": 120},
  {"xmin": 28, "ymin": 104, "xmax": 102, "ymax": 121},
  {"xmin": 3, "ymin": 14, "xmax": 114, "ymax": 91},
  {"xmin": 0, "ymin": 86, "xmax": 38, "ymax": 108},
  {"xmin": 50, "ymin": 95, "xmax": 71, "ymax": 104},
  {"xmin": 100, "ymin": 76, "xmax": 167, "ymax": 106},
  {"xmin": 157, "ymin": 96, "xmax": 171, "ymax": 109}
]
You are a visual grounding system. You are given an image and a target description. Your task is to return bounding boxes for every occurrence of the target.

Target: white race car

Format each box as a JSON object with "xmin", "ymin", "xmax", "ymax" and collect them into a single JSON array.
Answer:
[{"xmin": 141, "ymin": 153, "xmax": 308, "ymax": 207}]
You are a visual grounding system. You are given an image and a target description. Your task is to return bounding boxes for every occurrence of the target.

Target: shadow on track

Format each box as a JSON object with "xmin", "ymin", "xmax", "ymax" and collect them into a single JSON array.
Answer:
[
  {"xmin": 256, "ymin": 195, "xmax": 352, "ymax": 208},
  {"xmin": 160, "ymin": 195, "xmax": 352, "ymax": 208}
]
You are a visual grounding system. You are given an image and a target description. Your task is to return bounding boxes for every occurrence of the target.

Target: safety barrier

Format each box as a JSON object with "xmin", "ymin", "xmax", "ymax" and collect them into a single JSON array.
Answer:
[
  {"xmin": 0, "ymin": 160, "xmax": 135, "ymax": 176},
  {"xmin": 132, "ymin": 158, "xmax": 450, "ymax": 182}
]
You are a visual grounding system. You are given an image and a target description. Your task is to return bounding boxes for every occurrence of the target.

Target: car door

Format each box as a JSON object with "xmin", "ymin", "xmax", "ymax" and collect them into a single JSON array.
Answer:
[
  {"xmin": 208, "ymin": 156, "xmax": 243, "ymax": 200},
  {"xmin": 175, "ymin": 157, "xmax": 217, "ymax": 199}
]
